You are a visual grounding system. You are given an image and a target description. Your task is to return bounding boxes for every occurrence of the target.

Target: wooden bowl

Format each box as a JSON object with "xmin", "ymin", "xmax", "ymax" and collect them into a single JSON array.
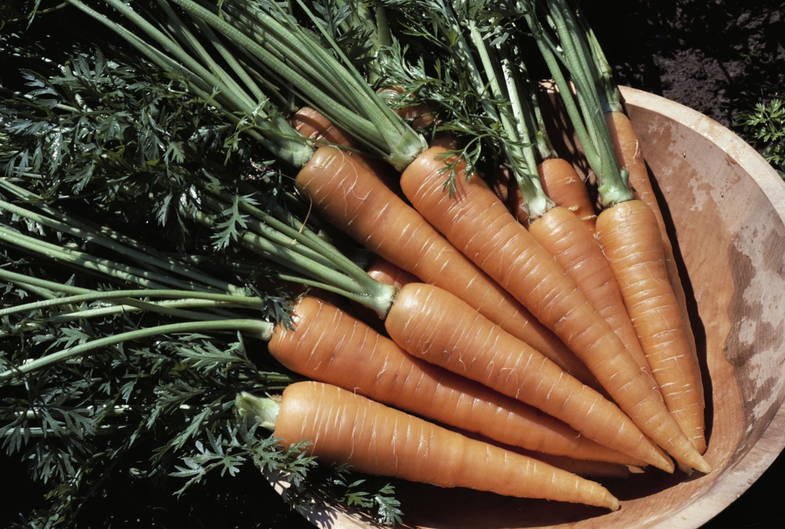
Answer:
[{"xmin": 270, "ymin": 86, "xmax": 785, "ymax": 529}]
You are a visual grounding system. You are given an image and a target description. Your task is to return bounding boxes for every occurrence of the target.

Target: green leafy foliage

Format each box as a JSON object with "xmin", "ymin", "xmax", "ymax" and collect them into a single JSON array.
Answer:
[
  {"xmin": 736, "ymin": 98, "xmax": 785, "ymax": 179},
  {"xmin": 0, "ymin": 31, "xmax": 401, "ymax": 528}
]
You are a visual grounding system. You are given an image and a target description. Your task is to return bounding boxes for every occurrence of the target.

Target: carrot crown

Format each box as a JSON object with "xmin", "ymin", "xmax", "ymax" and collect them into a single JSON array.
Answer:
[
  {"xmin": 235, "ymin": 391, "xmax": 281, "ymax": 431},
  {"xmin": 383, "ymin": 0, "xmax": 557, "ymax": 219},
  {"xmin": 519, "ymin": 0, "xmax": 634, "ymax": 208},
  {"xmin": 0, "ymin": 171, "xmax": 399, "ymax": 381},
  {"xmin": 163, "ymin": 0, "xmax": 427, "ymax": 171}
]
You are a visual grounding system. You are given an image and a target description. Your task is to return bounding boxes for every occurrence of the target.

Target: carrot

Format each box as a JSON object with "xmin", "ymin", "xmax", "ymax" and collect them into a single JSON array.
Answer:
[
  {"xmin": 399, "ymin": 146, "xmax": 710, "ymax": 474},
  {"xmin": 529, "ymin": 161, "xmax": 659, "ymax": 394},
  {"xmin": 538, "ymin": 158, "xmax": 598, "ymax": 234},
  {"xmin": 528, "ymin": 452, "xmax": 631, "ymax": 480},
  {"xmin": 252, "ymin": 381, "xmax": 621, "ymax": 510},
  {"xmin": 605, "ymin": 111, "xmax": 706, "ymax": 453},
  {"xmin": 595, "ymin": 199, "xmax": 706, "ymax": 454},
  {"xmin": 454, "ymin": 427, "xmax": 633, "ymax": 479},
  {"xmin": 268, "ymin": 295, "xmax": 644, "ymax": 466},
  {"xmin": 288, "ymin": 105, "xmax": 361, "ymax": 150},
  {"xmin": 366, "ymin": 255, "xmax": 419, "ymax": 289},
  {"xmin": 294, "ymin": 145, "xmax": 598, "ymax": 387},
  {"xmin": 384, "ymin": 281, "xmax": 673, "ymax": 471}
]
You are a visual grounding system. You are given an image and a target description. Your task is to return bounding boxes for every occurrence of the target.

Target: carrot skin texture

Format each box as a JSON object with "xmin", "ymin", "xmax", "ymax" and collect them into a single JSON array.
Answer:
[
  {"xmin": 294, "ymin": 146, "xmax": 596, "ymax": 386},
  {"xmin": 366, "ymin": 256, "xmax": 419, "ymax": 289},
  {"xmin": 289, "ymin": 106, "xmax": 360, "ymax": 150},
  {"xmin": 605, "ymin": 111, "xmax": 705, "ymax": 453},
  {"xmin": 384, "ymin": 282, "xmax": 673, "ymax": 472},
  {"xmin": 596, "ymin": 200, "xmax": 706, "ymax": 454},
  {"xmin": 275, "ymin": 381, "xmax": 621, "ymax": 510},
  {"xmin": 528, "ymin": 204, "xmax": 660, "ymax": 394},
  {"xmin": 268, "ymin": 296, "xmax": 643, "ymax": 465},
  {"xmin": 538, "ymin": 158, "xmax": 598, "ymax": 234},
  {"xmin": 400, "ymin": 147, "xmax": 710, "ymax": 473}
]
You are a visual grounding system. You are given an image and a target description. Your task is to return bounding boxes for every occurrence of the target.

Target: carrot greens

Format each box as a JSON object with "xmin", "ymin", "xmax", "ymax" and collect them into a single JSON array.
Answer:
[{"xmin": 1, "ymin": 34, "xmax": 405, "ymax": 525}]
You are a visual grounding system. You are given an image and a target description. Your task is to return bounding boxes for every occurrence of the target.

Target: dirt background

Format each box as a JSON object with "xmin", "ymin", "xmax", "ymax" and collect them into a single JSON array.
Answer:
[
  {"xmin": 594, "ymin": 0, "xmax": 785, "ymax": 129},
  {"xmin": 2, "ymin": 1, "xmax": 785, "ymax": 528}
]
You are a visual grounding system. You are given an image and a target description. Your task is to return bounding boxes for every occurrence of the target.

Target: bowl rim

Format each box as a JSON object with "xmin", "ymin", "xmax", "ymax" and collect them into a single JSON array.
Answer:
[
  {"xmin": 620, "ymin": 85, "xmax": 785, "ymax": 529},
  {"xmin": 271, "ymin": 87, "xmax": 785, "ymax": 529}
]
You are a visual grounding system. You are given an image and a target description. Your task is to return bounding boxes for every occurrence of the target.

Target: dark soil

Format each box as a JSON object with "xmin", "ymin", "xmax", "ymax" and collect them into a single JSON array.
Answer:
[{"xmin": 594, "ymin": 0, "xmax": 785, "ymax": 128}]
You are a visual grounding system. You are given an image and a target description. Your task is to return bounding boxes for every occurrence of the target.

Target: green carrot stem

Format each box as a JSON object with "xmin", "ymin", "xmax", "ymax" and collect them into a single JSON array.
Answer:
[
  {"xmin": 520, "ymin": 3, "xmax": 599, "ymax": 169},
  {"xmin": 464, "ymin": 19, "xmax": 552, "ymax": 220},
  {"xmin": 0, "ymin": 225, "xmax": 172, "ymax": 291},
  {"xmin": 0, "ymin": 182, "xmax": 243, "ymax": 294},
  {"xmin": 67, "ymin": 0, "xmax": 314, "ymax": 169},
  {"xmin": 0, "ymin": 319, "xmax": 273, "ymax": 383},
  {"xmin": 174, "ymin": 0, "xmax": 425, "ymax": 170},
  {"xmin": 188, "ymin": 208, "xmax": 397, "ymax": 317},
  {"xmin": 544, "ymin": 0, "xmax": 632, "ymax": 206},
  {"xmin": 235, "ymin": 391, "xmax": 280, "ymax": 431},
  {"xmin": 47, "ymin": 299, "xmax": 249, "ymax": 324},
  {"xmin": 0, "ymin": 287, "xmax": 263, "ymax": 319}
]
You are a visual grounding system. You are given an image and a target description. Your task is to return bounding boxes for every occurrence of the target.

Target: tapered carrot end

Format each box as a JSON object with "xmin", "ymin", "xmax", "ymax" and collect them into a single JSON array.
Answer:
[
  {"xmin": 606, "ymin": 494, "xmax": 621, "ymax": 512},
  {"xmin": 689, "ymin": 453, "xmax": 712, "ymax": 475},
  {"xmin": 649, "ymin": 448, "xmax": 675, "ymax": 474}
]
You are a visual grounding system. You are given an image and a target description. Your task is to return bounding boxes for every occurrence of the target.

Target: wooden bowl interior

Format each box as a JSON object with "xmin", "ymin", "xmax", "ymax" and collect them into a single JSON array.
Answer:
[{"xmin": 278, "ymin": 87, "xmax": 785, "ymax": 529}]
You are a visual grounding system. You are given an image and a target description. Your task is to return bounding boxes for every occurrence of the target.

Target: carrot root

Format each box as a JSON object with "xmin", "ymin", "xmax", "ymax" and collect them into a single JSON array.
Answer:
[
  {"xmin": 384, "ymin": 282, "xmax": 674, "ymax": 472},
  {"xmin": 606, "ymin": 110, "xmax": 706, "ymax": 454},
  {"xmin": 596, "ymin": 200, "xmax": 706, "ymax": 458},
  {"xmin": 528, "ymin": 205, "xmax": 659, "ymax": 393},
  {"xmin": 399, "ymin": 146, "xmax": 708, "ymax": 473},
  {"xmin": 294, "ymin": 146, "xmax": 596, "ymax": 386},
  {"xmin": 268, "ymin": 295, "xmax": 643, "ymax": 466},
  {"xmin": 275, "ymin": 381, "xmax": 621, "ymax": 510}
]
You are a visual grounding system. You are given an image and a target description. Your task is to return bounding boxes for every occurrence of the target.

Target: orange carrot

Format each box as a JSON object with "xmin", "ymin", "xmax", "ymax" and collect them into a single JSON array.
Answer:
[
  {"xmin": 454, "ymin": 428, "xmax": 632, "ymax": 479},
  {"xmin": 528, "ymin": 160, "xmax": 659, "ymax": 394},
  {"xmin": 288, "ymin": 106, "xmax": 361, "ymax": 150},
  {"xmin": 538, "ymin": 158, "xmax": 598, "ymax": 234},
  {"xmin": 294, "ymin": 146, "xmax": 598, "ymax": 387},
  {"xmin": 399, "ymin": 146, "xmax": 710, "ymax": 474},
  {"xmin": 384, "ymin": 282, "xmax": 673, "ymax": 471},
  {"xmin": 266, "ymin": 381, "xmax": 621, "ymax": 510},
  {"xmin": 268, "ymin": 295, "xmax": 644, "ymax": 466},
  {"xmin": 595, "ymin": 200, "xmax": 706, "ymax": 454},
  {"xmin": 527, "ymin": 452, "xmax": 631, "ymax": 480},
  {"xmin": 605, "ymin": 110, "xmax": 705, "ymax": 453},
  {"xmin": 366, "ymin": 255, "xmax": 419, "ymax": 289}
]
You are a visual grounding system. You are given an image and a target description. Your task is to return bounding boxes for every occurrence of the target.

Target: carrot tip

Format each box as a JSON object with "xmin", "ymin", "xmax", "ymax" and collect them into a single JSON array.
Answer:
[
  {"xmin": 694, "ymin": 456, "xmax": 712, "ymax": 475},
  {"xmin": 681, "ymin": 452, "xmax": 711, "ymax": 475}
]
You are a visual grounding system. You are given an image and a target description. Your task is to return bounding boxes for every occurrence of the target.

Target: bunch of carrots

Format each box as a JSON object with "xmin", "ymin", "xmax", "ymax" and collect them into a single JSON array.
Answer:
[{"xmin": 0, "ymin": 0, "xmax": 711, "ymax": 521}]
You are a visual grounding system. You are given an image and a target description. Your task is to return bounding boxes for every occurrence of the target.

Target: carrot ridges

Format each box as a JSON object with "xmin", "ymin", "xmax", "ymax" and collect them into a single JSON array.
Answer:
[
  {"xmin": 596, "ymin": 200, "xmax": 706, "ymax": 455},
  {"xmin": 605, "ymin": 110, "xmax": 706, "ymax": 453},
  {"xmin": 528, "ymin": 205, "xmax": 660, "ymax": 394},
  {"xmin": 267, "ymin": 295, "xmax": 644, "ymax": 465},
  {"xmin": 294, "ymin": 146, "xmax": 596, "ymax": 386},
  {"xmin": 400, "ymin": 146, "xmax": 709, "ymax": 473},
  {"xmin": 384, "ymin": 282, "xmax": 673, "ymax": 472},
  {"xmin": 275, "ymin": 381, "xmax": 621, "ymax": 510}
]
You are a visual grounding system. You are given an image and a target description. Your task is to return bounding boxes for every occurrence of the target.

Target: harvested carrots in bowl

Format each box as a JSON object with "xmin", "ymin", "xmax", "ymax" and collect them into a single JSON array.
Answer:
[
  {"xmin": 2, "ymin": 1, "xmax": 784, "ymax": 528},
  {"xmin": 259, "ymin": 85, "xmax": 785, "ymax": 529}
]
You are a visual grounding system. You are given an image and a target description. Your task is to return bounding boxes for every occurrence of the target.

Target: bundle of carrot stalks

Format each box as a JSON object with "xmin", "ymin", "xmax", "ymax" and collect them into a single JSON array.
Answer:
[{"xmin": 0, "ymin": 0, "xmax": 711, "ymax": 521}]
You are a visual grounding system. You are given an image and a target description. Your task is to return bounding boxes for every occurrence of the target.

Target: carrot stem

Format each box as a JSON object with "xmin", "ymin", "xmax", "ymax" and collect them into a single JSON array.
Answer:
[{"xmin": 0, "ymin": 319, "xmax": 273, "ymax": 383}]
